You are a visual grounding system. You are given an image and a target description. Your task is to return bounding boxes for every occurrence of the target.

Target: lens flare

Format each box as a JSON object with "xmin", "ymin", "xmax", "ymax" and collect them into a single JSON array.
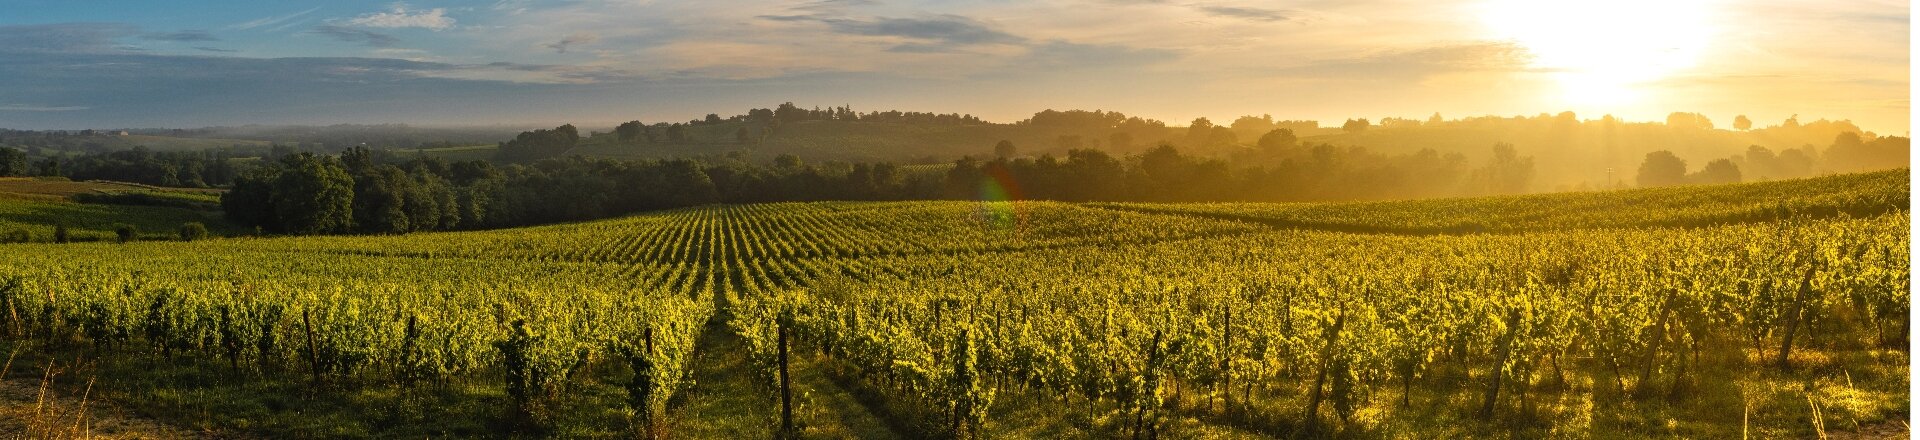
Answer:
[{"xmin": 975, "ymin": 163, "xmax": 1025, "ymax": 232}]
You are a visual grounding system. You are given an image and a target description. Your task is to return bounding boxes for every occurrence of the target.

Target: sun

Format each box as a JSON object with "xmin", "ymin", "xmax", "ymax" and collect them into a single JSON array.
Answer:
[{"xmin": 1477, "ymin": 0, "xmax": 1718, "ymax": 108}]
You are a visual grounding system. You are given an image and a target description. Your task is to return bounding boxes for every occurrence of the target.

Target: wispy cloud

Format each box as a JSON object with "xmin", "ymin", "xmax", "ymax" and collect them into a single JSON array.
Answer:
[
  {"xmin": 230, "ymin": 7, "xmax": 323, "ymax": 31},
  {"xmin": 194, "ymin": 46, "xmax": 239, "ymax": 53},
  {"xmin": 0, "ymin": 23, "xmax": 138, "ymax": 54},
  {"xmin": 0, "ymin": 104, "xmax": 89, "ymax": 112},
  {"xmin": 545, "ymin": 32, "xmax": 598, "ymax": 53},
  {"xmin": 310, "ymin": 25, "xmax": 399, "ymax": 47},
  {"xmin": 1193, "ymin": 5, "xmax": 1291, "ymax": 22},
  {"xmin": 761, "ymin": 13, "xmax": 1025, "ymax": 52},
  {"xmin": 141, "ymin": 30, "xmax": 218, "ymax": 42},
  {"xmin": 346, "ymin": 5, "xmax": 457, "ymax": 31}
]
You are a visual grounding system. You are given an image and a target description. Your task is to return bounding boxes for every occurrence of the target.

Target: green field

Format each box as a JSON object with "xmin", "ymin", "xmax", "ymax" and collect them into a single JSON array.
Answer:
[
  {"xmin": 0, "ymin": 178, "xmax": 241, "ymax": 242},
  {"xmin": 0, "ymin": 170, "xmax": 1906, "ymax": 438},
  {"xmin": 1098, "ymin": 169, "xmax": 1909, "ymax": 234}
]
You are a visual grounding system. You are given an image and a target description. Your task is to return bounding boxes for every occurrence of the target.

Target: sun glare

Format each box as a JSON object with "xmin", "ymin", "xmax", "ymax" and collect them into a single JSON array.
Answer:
[{"xmin": 1478, "ymin": 0, "xmax": 1718, "ymax": 108}]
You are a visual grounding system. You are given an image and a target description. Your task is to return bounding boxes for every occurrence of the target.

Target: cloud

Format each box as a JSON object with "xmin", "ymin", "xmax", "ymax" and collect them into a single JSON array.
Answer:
[
  {"xmin": 1277, "ymin": 43, "xmax": 1531, "ymax": 81},
  {"xmin": 827, "ymin": 15, "xmax": 1025, "ymax": 45},
  {"xmin": 194, "ymin": 46, "xmax": 239, "ymax": 53},
  {"xmin": 141, "ymin": 30, "xmax": 218, "ymax": 42},
  {"xmin": 0, "ymin": 23, "xmax": 138, "ymax": 53},
  {"xmin": 310, "ymin": 25, "xmax": 399, "ymax": 47},
  {"xmin": 0, "ymin": 104, "xmax": 89, "ymax": 112},
  {"xmin": 545, "ymin": 33, "xmax": 599, "ymax": 53},
  {"xmin": 1193, "ymin": 5, "xmax": 1292, "ymax": 22},
  {"xmin": 762, "ymin": 14, "xmax": 1025, "ymax": 52},
  {"xmin": 346, "ymin": 5, "xmax": 456, "ymax": 31},
  {"xmin": 230, "ymin": 7, "xmax": 323, "ymax": 31},
  {"xmin": 1021, "ymin": 41, "xmax": 1182, "ymax": 69},
  {"xmin": 790, "ymin": 0, "xmax": 878, "ymax": 13}
]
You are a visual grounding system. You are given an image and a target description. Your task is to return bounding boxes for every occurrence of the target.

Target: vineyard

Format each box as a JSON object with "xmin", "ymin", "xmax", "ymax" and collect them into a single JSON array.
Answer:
[{"xmin": 0, "ymin": 169, "xmax": 1907, "ymax": 438}]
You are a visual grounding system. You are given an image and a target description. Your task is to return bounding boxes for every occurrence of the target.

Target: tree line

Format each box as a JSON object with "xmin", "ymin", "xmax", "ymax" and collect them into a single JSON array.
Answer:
[
  {"xmin": 222, "ymin": 124, "xmax": 1546, "ymax": 235},
  {"xmin": 221, "ymin": 120, "xmax": 1914, "ymax": 236},
  {"xmin": 1635, "ymin": 132, "xmax": 1909, "ymax": 188}
]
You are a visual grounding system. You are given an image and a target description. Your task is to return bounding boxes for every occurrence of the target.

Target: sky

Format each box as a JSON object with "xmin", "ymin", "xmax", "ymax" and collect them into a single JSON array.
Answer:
[{"xmin": 0, "ymin": 0, "xmax": 1908, "ymax": 134}]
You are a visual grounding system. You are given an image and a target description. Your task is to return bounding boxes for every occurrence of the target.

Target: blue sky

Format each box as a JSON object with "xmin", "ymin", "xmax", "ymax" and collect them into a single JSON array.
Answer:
[{"xmin": 0, "ymin": 0, "xmax": 1907, "ymax": 133}]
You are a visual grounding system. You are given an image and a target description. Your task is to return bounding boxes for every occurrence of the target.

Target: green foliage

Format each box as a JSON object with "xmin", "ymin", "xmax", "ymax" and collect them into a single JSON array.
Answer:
[
  {"xmin": 113, "ymin": 223, "xmax": 135, "ymax": 243},
  {"xmin": 494, "ymin": 124, "xmax": 581, "ymax": 162},
  {"xmin": 270, "ymin": 153, "xmax": 354, "ymax": 234},
  {"xmin": 1638, "ymin": 150, "xmax": 1689, "ymax": 187},
  {"xmin": 71, "ymin": 190, "xmax": 222, "ymax": 210},
  {"xmin": 178, "ymin": 221, "xmax": 208, "ymax": 241},
  {"xmin": 1100, "ymin": 169, "xmax": 1906, "ymax": 234}
]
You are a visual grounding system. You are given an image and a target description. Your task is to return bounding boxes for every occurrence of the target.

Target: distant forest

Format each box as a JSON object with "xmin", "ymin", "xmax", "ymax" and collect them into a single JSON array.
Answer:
[{"xmin": 0, "ymin": 103, "xmax": 1908, "ymax": 235}]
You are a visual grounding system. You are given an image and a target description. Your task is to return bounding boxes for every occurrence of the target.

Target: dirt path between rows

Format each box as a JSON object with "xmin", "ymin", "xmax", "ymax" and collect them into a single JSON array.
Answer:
[{"xmin": 0, "ymin": 361, "xmax": 214, "ymax": 439}]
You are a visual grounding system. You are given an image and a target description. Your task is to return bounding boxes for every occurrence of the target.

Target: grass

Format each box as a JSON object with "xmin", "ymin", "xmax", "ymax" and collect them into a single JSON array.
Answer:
[{"xmin": 0, "ymin": 177, "xmax": 243, "ymax": 242}]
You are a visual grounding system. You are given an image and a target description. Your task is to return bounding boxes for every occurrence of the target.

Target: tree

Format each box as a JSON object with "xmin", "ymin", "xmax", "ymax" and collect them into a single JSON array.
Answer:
[
  {"xmin": 52, "ymin": 224, "xmax": 69, "ymax": 243},
  {"xmin": 179, "ymin": 222, "xmax": 208, "ymax": 241},
  {"xmin": 222, "ymin": 166, "xmax": 281, "ymax": 230},
  {"xmin": 1689, "ymin": 158, "xmax": 1741, "ymax": 185},
  {"xmin": 775, "ymin": 102, "xmax": 806, "ymax": 123},
  {"xmin": 1743, "ymin": 145, "xmax": 1780, "ymax": 180},
  {"xmin": 1229, "ymin": 115, "xmax": 1275, "ymax": 137},
  {"xmin": 665, "ymin": 124, "xmax": 686, "ymax": 143},
  {"xmin": 993, "ymin": 140, "xmax": 1017, "ymax": 159},
  {"xmin": 495, "ymin": 124, "xmax": 581, "ymax": 162},
  {"xmin": 1821, "ymin": 132, "xmax": 1907, "ymax": 173},
  {"xmin": 407, "ymin": 169, "xmax": 456, "ymax": 230},
  {"xmin": 271, "ymin": 154, "xmax": 355, "ymax": 234},
  {"xmin": 1665, "ymin": 112, "xmax": 1713, "ymax": 130},
  {"xmin": 1342, "ymin": 118, "xmax": 1370, "ymax": 133},
  {"xmin": 1733, "ymin": 115, "xmax": 1752, "ymax": 131},
  {"xmin": 353, "ymin": 165, "xmax": 414, "ymax": 234},
  {"xmin": 1257, "ymin": 129, "xmax": 1298, "ymax": 151},
  {"xmin": 1055, "ymin": 135, "xmax": 1085, "ymax": 150},
  {"xmin": 1636, "ymin": 150, "xmax": 1688, "ymax": 187},
  {"xmin": 616, "ymin": 121, "xmax": 646, "ymax": 143},
  {"xmin": 735, "ymin": 127, "xmax": 752, "ymax": 144},
  {"xmin": 1185, "ymin": 118, "xmax": 1215, "ymax": 147},
  {"xmin": 1108, "ymin": 132, "xmax": 1134, "ymax": 152},
  {"xmin": 36, "ymin": 158, "xmax": 60, "ymax": 176},
  {"xmin": 0, "ymin": 148, "xmax": 26, "ymax": 176},
  {"xmin": 1473, "ymin": 143, "xmax": 1535, "ymax": 195},
  {"xmin": 1206, "ymin": 126, "xmax": 1238, "ymax": 148},
  {"xmin": 114, "ymin": 224, "xmax": 136, "ymax": 243}
]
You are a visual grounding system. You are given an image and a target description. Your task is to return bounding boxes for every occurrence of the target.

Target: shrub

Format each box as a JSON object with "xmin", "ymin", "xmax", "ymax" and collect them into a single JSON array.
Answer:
[
  {"xmin": 114, "ymin": 224, "xmax": 136, "ymax": 243},
  {"xmin": 179, "ymin": 222, "xmax": 208, "ymax": 241},
  {"xmin": 52, "ymin": 225, "xmax": 69, "ymax": 243}
]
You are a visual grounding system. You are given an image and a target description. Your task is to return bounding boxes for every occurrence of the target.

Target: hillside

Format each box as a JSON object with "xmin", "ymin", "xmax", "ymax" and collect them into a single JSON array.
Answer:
[
  {"xmin": 0, "ymin": 169, "xmax": 1905, "ymax": 438},
  {"xmin": 564, "ymin": 119, "xmax": 1185, "ymax": 164},
  {"xmin": 0, "ymin": 177, "xmax": 241, "ymax": 241},
  {"xmin": 1102, "ymin": 168, "xmax": 1908, "ymax": 234},
  {"xmin": 0, "ymin": 130, "xmax": 268, "ymax": 153}
]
